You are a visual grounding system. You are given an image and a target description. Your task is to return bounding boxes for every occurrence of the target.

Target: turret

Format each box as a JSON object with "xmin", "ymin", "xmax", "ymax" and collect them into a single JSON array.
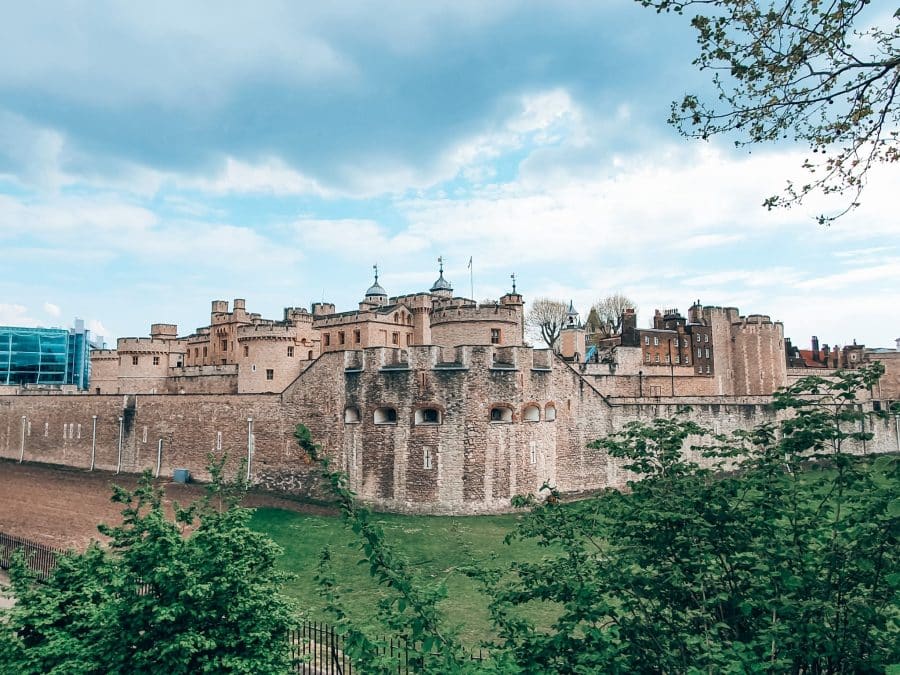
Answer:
[{"xmin": 429, "ymin": 256, "xmax": 453, "ymax": 299}]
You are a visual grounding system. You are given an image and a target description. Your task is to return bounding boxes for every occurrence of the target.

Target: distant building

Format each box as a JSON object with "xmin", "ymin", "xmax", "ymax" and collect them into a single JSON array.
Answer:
[{"xmin": 0, "ymin": 319, "xmax": 98, "ymax": 390}]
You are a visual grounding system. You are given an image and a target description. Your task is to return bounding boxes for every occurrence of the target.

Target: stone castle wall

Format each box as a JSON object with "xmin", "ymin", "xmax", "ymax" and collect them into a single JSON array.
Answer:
[{"xmin": 3, "ymin": 346, "xmax": 897, "ymax": 514}]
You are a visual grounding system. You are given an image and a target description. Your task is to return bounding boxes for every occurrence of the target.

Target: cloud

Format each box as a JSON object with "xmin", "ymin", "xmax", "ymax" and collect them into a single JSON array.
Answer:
[
  {"xmin": 43, "ymin": 302, "xmax": 61, "ymax": 317},
  {"xmin": 0, "ymin": 304, "xmax": 37, "ymax": 327}
]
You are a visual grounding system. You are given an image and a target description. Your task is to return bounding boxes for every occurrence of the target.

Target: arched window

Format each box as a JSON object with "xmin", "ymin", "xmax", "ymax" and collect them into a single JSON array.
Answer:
[
  {"xmin": 489, "ymin": 406, "xmax": 513, "ymax": 423},
  {"xmin": 344, "ymin": 406, "xmax": 360, "ymax": 424},
  {"xmin": 374, "ymin": 407, "xmax": 398, "ymax": 425},
  {"xmin": 523, "ymin": 404, "xmax": 540, "ymax": 422},
  {"xmin": 415, "ymin": 408, "xmax": 441, "ymax": 425},
  {"xmin": 545, "ymin": 404, "xmax": 557, "ymax": 422}
]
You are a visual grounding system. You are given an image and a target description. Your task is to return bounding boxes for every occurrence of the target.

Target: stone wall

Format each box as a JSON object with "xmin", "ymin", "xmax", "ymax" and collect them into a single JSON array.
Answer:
[{"xmin": 2, "ymin": 345, "xmax": 897, "ymax": 515}]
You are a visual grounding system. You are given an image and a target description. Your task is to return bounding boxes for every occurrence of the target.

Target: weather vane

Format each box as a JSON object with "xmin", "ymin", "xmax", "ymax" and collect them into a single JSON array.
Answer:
[
  {"xmin": 437, "ymin": 256, "xmax": 443, "ymax": 274},
  {"xmin": 510, "ymin": 273, "xmax": 516, "ymax": 294},
  {"xmin": 373, "ymin": 263, "xmax": 379, "ymax": 283}
]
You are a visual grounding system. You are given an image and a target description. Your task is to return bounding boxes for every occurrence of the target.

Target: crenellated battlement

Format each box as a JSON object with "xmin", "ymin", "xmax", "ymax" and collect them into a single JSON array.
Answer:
[{"xmin": 117, "ymin": 337, "xmax": 186, "ymax": 353}]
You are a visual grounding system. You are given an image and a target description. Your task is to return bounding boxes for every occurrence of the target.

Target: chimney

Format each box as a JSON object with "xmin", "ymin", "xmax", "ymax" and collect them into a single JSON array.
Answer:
[
  {"xmin": 811, "ymin": 336, "xmax": 819, "ymax": 360},
  {"xmin": 621, "ymin": 308, "xmax": 638, "ymax": 347}
]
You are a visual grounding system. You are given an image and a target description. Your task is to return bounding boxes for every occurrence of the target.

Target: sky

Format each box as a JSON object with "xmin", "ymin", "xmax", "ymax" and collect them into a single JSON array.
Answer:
[{"xmin": 0, "ymin": 1, "xmax": 897, "ymax": 350}]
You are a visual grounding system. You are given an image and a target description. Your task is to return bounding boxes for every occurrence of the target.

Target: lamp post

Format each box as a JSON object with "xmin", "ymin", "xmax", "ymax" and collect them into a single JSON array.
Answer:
[
  {"xmin": 90, "ymin": 415, "xmax": 98, "ymax": 471},
  {"xmin": 246, "ymin": 417, "xmax": 254, "ymax": 482},
  {"xmin": 19, "ymin": 415, "xmax": 26, "ymax": 463},
  {"xmin": 116, "ymin": 416, "xmax": 124, "ymax": 474}
]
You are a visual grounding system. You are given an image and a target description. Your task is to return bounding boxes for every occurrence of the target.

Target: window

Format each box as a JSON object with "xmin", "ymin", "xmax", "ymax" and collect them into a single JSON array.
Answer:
[
  {"xmin": 704, "ymin": 334, "xmax": 709, "ymax": 343},
  {"xmin": 705, "ymin": 348, "xmax": 710, "ymax": 358},
  {"xmin": 216, "ymin": 431, "xmax": 222, "ymax": 451},
  {"xmin": 415, "ymin": 408, "xmax": 441, "ymax": 425},
  {"xmin": 251, "ymin": 364, "xmax": 256, "ymax": 372},
  {"xmin": 244, "ymin": 345, "xmax": 249, "ymax": 357},
  {"xmin": 44, "ymin": 422, "xmax": 49, "ymax": 437},
  {"xmin": 490, "ymin": 407, "xmax": 513, "ymax": 423},
  {"xmin": 675, "ymin": 355, "xmax": 680, "ymax": 364},
  {"xmin": 374, "ymin": 407, "xmax": 398, "ymax": 424},
  {"xmin": 142, "ymin": 426, "xmax": 148, "ymax": 443},
  {"xmin": 706, "ymin": 365, "xmax": 711, "ymax": 373},
  {"xmin": 545, "ymin": 404, "xmax": 556, "ymax": 421},
  {"xmin": 654, "ymin": 354, "xmax": 660, "ymax": 363},
  {"xmin": 132, "ymin": 355, "xmax": 139, "ymax": 366},
  {"xmin": 353, "ymin": 330, "xmax": 361, "ymax": 343},
  {"xmin": 266, "ymin": 369, "xmax": 274, "ymax": 380},
  {"xmin": 406, "ymin": 334, "xmax": 412, "ymax": 346},
  {"xmin": 665, "ymin": 354, "xmax": 670, "ymax": 364},
  {"xmin": 287, "ymin": 346, "xmax": 294, "ymax": 357},
  {"xmin": 392, "ymin": 332, "xmax": 400, "ymax": 345},
  {"xmin": 339, "ymin": 332, "xmax": 345, "ymax": 345},
  {"xmin": 644, "ymin": 336, "xmax": 650, "ymax": 345},
  {"xmin": 697, "ymin": 347, "xmax": 702, "ymax": 358},
  {"xmin": 653, "ymin": 336, "xmax": 659, "ymax": 346},
  {"xmin": 344, "ymin": 406, "xmax": 360, "ymax": 423},
  {"xmin": 221, "ymin": 339, "xmax": 228, "ymax": 351},
  {"xmin": 324, "ymin": 334, "xmax": 331, "ymax": 346},
  {"xmin": 697, "ymin": 366, "xmax": 703, "ymax": 374},
  {"xmin": 203, "ymin": 346, "xmax": 208, "ymax": 357},
  {"xmin": 194, "ymin": 348, "xmax": 199, "ymax": 357},
  {"xmin": 491, "ymin": 328, "xmax": 501, "ymax": 344},
  {"xmin": 645, "ymin": 351, "xmax": 651, "ymax": 363},
  {"xmin": 674, "ymin": 338, "xmax": 679, "ymax": 347},
  {"xmin": 152, "ymin": 356, "xmax": 160, "ymax": 366},
  {"xmin": 696, "ymin": 334, "xmax": 701, "ymax": 343},
  {"xmin": 523, "ymin": 404, "xmax": 540, "ymax": 422},
  {"xmin": 423, "ymin": 446, "xmax": 433, "ymax": 470},
  {"xmin": 308, "ymin": 350, "xmax": 314, "ymax": 360},
  {"xmin": 529, "ymin": 441, "xmax": 537, "ymax": 465}
]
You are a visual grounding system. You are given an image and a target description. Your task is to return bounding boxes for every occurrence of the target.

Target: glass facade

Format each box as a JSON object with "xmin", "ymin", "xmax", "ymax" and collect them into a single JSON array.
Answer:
[{"xmin": 0, "ymin": 322, "xmax": 94, "ymax": 389}]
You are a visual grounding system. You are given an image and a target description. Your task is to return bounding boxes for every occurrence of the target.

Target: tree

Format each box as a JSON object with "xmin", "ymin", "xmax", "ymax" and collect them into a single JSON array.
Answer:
[
  {"xmin": 0, "ymin": 459, "xmax": 296, "ymax": 674},
  {"xmin": 297, "ymin": 365, "xmax": 899, "ymax": 672},
  {"xmin": 589, "ymin": 292, "xmax": 635, "ymax": 338},
  {"xmin": 525, "ymin": 297, "xmax": 569, "ymax": 350},
  {"xmin": 640, "ymin": 0, "xmax": 899, "ymax": 223}
]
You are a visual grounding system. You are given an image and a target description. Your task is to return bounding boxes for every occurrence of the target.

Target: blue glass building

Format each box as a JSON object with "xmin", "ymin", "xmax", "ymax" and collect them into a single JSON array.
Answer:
[{"xmin": 0, "ymin": 320, "xmax": 97, "ymax": 389}]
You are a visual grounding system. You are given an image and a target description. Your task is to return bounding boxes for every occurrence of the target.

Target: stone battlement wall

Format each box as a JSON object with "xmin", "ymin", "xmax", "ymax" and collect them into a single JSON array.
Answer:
[{"xmin": 2, "ymin": 352, "xmax": 897, "ymax": 514}]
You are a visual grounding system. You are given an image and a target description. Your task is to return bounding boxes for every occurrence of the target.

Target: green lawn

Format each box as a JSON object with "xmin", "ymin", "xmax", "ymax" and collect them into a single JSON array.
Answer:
[{"xmin": 249, "ymin": 507, "xmax": 558, "ymax": 645}]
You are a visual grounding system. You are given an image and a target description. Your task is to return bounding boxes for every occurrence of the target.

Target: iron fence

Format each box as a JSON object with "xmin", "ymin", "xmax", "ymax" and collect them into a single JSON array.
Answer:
[{"xmin": 0, "ymin": 531, "xmax": 61, "ymax": 580}]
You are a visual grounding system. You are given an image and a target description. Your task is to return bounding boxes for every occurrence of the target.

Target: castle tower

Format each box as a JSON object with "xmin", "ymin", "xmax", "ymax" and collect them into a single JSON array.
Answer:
[
  {"xmin": 361, "ymin": 265, "xmax": 388, "ymax": 308},
  {"xmin": 430, "ymin": 257, "xmax": 453, "ymax": 299},
  {"xmin": 559, "ymin": 300, "xmax": 585, "ymax": 360}
]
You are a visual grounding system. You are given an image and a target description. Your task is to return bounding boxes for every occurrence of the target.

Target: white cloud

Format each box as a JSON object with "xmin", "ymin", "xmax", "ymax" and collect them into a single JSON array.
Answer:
[
  {"xmin": 0, "ymin": 304, "xmax": 37, "ymax": 327},
  {"xmin": 181, "ymin": 157, "xmax": 331, "ymax": 197},
  {"xmin": 87, "ymin": 319, "xmax": 109, "ymax": 341},
  {"xmin": 43, "ymin": 302, "xmax": 61, "ymax": 317},
  {"xmin": 297, "ymin": 218, "xmax": 428, "ymax": 262}
]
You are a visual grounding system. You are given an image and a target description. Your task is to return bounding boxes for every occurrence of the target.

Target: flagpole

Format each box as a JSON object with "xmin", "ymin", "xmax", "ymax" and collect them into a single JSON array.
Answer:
[{"xmin": 468, "ymin": 257, "xmax": 474, "ymax": 301}]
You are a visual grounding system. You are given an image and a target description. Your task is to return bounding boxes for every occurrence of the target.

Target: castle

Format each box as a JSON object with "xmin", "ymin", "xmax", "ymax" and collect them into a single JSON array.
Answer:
[{"xmin": 1, "ymin": 265, "xmax": 897, "ymax": 514}]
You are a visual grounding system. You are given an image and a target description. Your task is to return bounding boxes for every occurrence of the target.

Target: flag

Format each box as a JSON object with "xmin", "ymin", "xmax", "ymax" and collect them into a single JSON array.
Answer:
[{"xmin": 467, "ymin": 256, "xmax": 472, "ymax": 269}]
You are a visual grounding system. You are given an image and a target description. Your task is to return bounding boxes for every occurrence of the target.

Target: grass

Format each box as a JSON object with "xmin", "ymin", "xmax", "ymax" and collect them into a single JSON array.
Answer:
[{"xmin": 249, "ymin": 507, "xmax": 558, "ymax": 645}]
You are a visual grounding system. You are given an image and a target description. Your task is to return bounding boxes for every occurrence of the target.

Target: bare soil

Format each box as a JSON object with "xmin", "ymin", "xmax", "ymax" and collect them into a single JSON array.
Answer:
[{"xmin": 0, "ymin": 459, "xmax": 337, "ymax": 550}]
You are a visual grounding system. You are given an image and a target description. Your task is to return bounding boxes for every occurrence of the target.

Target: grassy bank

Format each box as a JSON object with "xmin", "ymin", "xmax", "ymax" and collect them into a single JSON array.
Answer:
[{"xmin": 249, "ymin": 507, "xmax": 556, "ymax": 644}]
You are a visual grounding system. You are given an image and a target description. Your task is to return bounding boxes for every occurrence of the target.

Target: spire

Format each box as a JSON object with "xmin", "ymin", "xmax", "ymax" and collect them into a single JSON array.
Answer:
[
  {"xmin": 565, "ymin": 300, "xmax": 581, "ymax": 328},
  {"xmin": 365, "ymin": 263, "xmax": 387, "ymax": 298},
  {"xmin": 430, "ymin": 255, "xmax": 453, "ymax": 295}
]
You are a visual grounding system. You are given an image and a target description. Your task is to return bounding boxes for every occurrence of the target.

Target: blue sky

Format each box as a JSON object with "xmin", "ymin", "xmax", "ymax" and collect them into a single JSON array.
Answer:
[{"xmin": 0, "ymin": 1, "xmax": 897, "ymax": 349}]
